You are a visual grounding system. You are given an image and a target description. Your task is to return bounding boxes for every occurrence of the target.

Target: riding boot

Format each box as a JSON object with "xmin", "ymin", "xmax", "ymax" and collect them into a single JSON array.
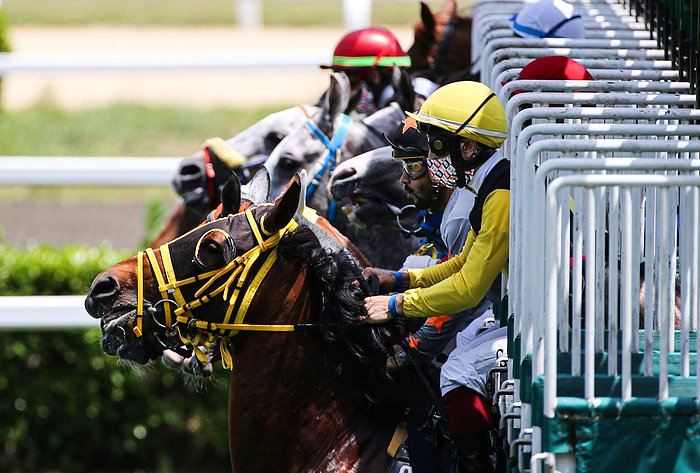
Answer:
[{"xmin": 453, "ymin": 430, "xmax": 496, "ymax": 473}]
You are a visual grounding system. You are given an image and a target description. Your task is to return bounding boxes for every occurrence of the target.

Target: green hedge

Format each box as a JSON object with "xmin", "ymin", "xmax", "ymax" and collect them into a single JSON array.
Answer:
[{"xmin": 0, "ymin": 243, "xmax": 231, "ymax": 472}]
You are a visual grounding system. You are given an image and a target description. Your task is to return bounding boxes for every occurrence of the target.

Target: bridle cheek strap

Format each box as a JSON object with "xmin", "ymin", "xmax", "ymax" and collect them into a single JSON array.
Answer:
[
  {"xmin": 134, "ymin": 248, "xmax": 176, "ymax": 337},
  {"xmin": 299, "ymin": 105, "xmax": 352, "ymax": 223},
  {"xmin": 135, "ymin": 251, "xmax": 144, "ymax": 337},
  {"xmin": 135, "ymin": 207, "xmax": 300, "ymax": 370}
]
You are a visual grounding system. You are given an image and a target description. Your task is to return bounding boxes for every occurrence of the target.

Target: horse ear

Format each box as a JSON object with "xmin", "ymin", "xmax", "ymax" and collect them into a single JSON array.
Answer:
[
  {"xmin": 265, "ymin": 175, "xmax": 301, "ymax": 233},
  {"xmin": 420, "ymin": 2, "xmax": 436, "ymax": 33},
  {"xmin": 245, "ymin": 167, "xmax": 271, "ymax": 205},
  {"xmin": 326, "ymin": 72, "xmax": 352, "ymax": 121},
  {"xmin": 439, "ymin": 0, "xmax": 456, "ymax": 18},
  {"xmin": 220, "ymin": 172, "xmax": 241, "ymax": 215},
  {"xmin": 388, "ymin": 67, "xmax": 416, "ymax": 112}
]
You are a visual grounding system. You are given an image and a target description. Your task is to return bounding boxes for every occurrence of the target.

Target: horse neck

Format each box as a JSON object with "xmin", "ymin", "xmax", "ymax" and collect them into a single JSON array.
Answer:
[
  {"xmin": 227, "ymin": 256, "xmax": 391, "ymax": 473},
  {"xmin": 312, "ymin": 215, "xmax": 373, "ymax": 268},
  {"xmin": 362, "ymin": 103, "xmax": 405, "ymax": 137}
]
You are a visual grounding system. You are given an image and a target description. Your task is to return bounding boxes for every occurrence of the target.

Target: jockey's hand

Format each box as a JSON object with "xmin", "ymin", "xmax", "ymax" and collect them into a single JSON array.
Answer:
[
  {"xmin": 361, "ymin": 294, "xmax": 403, "ymax": 324},
  {"xmin": 361, "ymin": 267, "xmax": 402, "ymax": 294}
]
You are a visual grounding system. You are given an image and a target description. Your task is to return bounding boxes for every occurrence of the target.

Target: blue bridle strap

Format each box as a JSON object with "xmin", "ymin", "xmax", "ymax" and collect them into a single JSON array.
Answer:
[
  {"xmin": 418, "ymin": 210, "xmax": 449, "ymax": 260},
  {"xmin": 304, "ymin": 113, "xmax": 352, "ymax": 223}
]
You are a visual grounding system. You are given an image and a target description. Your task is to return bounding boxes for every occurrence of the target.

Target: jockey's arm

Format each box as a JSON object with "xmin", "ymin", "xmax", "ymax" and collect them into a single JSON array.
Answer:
[{"xmin": 402, "ymin": 190, "xmax": 509, "ymax": 318}]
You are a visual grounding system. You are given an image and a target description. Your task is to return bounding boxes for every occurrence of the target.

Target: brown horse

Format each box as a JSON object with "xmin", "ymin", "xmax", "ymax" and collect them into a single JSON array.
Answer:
[
  {"xmin": 84, "ymin": 174, "xmax": 420, "ymax": 472},
  {"xmin": 407, "ymin": 0, "xmax": 475, "ymax": 84}
]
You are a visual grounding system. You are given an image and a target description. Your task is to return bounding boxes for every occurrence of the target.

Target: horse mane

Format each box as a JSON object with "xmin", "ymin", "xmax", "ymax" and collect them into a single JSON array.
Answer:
[{"xmin": 276, "ymin": 218, "xmax": 410, "ymax": 409}]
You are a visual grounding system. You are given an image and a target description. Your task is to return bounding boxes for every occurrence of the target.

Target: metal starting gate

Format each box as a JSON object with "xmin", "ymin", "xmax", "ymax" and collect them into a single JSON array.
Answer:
[{"xmin": 470, "ymin": 0, "xmax": 700, "ymax": 471}]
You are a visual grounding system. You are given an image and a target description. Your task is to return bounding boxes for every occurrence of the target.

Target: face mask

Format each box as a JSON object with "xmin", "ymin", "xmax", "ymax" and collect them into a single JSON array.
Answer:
[{"xmin": 427, "ymin": 157, "xmax": 458, "ymax": 188}]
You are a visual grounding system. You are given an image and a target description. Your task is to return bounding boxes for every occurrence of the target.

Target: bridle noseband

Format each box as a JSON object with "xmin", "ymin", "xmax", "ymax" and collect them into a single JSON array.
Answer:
[{"xmin": 132, "ymin": 205, "xmax": 316, "ymax": 369}]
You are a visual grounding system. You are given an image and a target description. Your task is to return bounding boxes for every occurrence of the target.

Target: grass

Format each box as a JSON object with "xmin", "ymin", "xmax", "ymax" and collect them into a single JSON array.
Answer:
[
  {"xmin": 0, "ymin": 101, "xmax": 291, "ymax": 248},
  {"xmin": 0, "ymin": 101, "xmax": 287, "ymax": 157},
  {"xmin": 0, "ymin": 101, "xmax": 289, "ymax": 204},
  {"xmin": 2, "ymin": 0, "xmax": 456, "ymax": 27}
]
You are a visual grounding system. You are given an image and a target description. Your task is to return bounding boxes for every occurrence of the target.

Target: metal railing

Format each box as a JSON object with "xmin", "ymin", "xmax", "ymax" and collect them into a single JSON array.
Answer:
[{"xmin": 470, "ymin": 1, "xmax": 700, "ymax": 470}]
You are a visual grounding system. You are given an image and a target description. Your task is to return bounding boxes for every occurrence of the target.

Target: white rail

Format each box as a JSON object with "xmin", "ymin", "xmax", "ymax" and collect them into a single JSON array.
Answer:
[
  {"xmin": 0, "ymin": 157, "xmax": 180, "ymax": 329},
  {"xmin": 0, "ymin": 156, "xmax": 180, "ymax": 186},
  {"xmin": 0, "ymin": 297, "xmax": 96, "ymax": 330},
  {"xmin": 0, "ymin": 50, "xmax": 331, "ymax": 75}
]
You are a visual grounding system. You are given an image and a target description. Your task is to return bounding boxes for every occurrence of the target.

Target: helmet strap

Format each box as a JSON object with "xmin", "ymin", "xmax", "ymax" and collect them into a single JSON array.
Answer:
[
  {"xmin": 449, "ymin": 140, "xmax": 497, "ymax": 187},
  {"xmin": 449, "ymin": 139, "xmax": 468, "ymax": 188},
  {"xmin": 464, "ymin": 144, "xmax": 496, "ymax": 171}
]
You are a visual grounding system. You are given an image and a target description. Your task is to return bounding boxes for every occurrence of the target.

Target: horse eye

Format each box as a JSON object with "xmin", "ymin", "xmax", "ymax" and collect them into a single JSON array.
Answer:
[
  {"xmin": 264, "ymin": 131, "xmax": 285, "ymax": 150},
  {"xmin": 194, "ymin": 229, "xmax": 236, "ymax": 269},
  {"xmin": 278, "ymin": 157, "xmax": 299, "ymax": 172}
]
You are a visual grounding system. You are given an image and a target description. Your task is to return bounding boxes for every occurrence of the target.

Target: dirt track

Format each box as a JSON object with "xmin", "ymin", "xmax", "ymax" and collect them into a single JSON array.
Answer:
[{"xmin": 4, "ymin": 26, "xmax": 413, "ymax": 110}]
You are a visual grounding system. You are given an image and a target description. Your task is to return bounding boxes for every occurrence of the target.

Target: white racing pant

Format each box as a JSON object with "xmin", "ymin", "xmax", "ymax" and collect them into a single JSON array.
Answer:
[{"xmin": 439, "ymin": 310, "xmax": 507, "ymax": 398}]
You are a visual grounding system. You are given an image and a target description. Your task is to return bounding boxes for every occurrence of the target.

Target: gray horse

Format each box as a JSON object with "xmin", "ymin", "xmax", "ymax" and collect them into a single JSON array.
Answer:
[
  {"xmin": 152, "ymin": 105, "xmax": 319, "ymax": 246},
  {"xmin": 329, "ymin": 146, "xmax": 412, "ymax": 231},
  {"xmin": 264, "ymin": 73, "xmax": 420, "ymax": 268}
]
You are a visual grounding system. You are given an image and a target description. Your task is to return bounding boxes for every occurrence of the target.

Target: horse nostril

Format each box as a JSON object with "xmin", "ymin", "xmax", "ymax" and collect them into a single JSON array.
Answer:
[
  {"xmin": 329, "ymin": 167, "xmax": 357, "ymax": 199},
  {"xmin": 85, "ymin": 275, "xmax": 120, "ymax": 318},
  {"xmin": 332, "ymin": 167, "xmax": 357, "ymax": 182},
  {"xmin": 92, "ymin": 275, "xmax": 119, "ymax": 300},
  {"xmin": 179, "ymin": 163, "xmax": 204, "ymax": 178},
  {"xmin": 172, "ymin": 160, "xmax": 207, "ymax": 196}
]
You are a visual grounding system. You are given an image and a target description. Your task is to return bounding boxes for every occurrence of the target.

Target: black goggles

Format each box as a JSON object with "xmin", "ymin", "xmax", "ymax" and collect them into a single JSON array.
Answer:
[{"xmin": 400, "ymin": 158, "xmax": 429, "ymax": 180}]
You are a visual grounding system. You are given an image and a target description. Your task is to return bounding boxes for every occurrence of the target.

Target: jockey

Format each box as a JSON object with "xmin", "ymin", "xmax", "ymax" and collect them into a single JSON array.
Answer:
[
  {"xmin": 517, "ymin": 54, "xmax": 593, "ymax": 82},
  {"xmin": 509, "ymin": 0, "xmax": 586, "ymax": 39},
  {"xmin": 470, "ymin": 0, "xmax": 585, "ymax": 78},
  {"xmin": 322, "ymin": 26, "xmax": 412, "ymax": 115},
  {"xmin": 362, "ymin": 81, "xmax": 509, "ymax": 473},
  {"xmin": 385, "ymin": 119, "xmax": 491, "ymax": 364}
]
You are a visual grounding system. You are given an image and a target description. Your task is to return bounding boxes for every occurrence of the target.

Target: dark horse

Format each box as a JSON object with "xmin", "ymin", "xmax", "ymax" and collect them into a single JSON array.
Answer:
[
  {"xmin": 407, "ymin": 0, "xmax": 475, "ymax": 84},
  {"xmin": 84, "ymin": 174, "xmax": 422, "ymax": 472}
]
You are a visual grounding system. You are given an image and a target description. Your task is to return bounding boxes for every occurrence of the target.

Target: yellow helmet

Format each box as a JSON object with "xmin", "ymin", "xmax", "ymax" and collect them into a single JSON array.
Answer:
[{"xmin": 407, "ymin": 81, "xmax": 508, "ymax": 149}]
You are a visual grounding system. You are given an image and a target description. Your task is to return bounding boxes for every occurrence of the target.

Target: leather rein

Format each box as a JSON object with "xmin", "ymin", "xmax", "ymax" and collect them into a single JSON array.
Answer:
[{"xmin": 132, "ymin": 205, "xmax": 318, "ymax": 369}]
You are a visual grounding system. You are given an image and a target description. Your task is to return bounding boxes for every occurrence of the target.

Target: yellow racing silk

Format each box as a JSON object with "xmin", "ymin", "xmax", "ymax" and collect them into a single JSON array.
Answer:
[{"xmin": 403, "ymin": 189, "xmax": 509, "ymax": 318}]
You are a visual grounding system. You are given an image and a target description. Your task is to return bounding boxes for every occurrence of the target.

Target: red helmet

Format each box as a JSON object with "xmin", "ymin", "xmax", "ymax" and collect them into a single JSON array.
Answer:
[
  {"xmin": 324, "ymin": 27, "xmax": 411, "ymax": 70},
  {"xmin": 518, "ymin": 56, "xmax": 593, "ymax": 81}
]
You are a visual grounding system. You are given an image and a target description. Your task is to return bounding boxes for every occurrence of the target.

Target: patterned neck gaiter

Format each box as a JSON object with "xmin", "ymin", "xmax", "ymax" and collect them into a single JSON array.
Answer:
[
  {"xmin": 427, "ymin": 156, "xmax": 458, "ymax": 188},
  {"xmin": 355, "ymin": 82, "xmax": 378, "ymax": 117}
]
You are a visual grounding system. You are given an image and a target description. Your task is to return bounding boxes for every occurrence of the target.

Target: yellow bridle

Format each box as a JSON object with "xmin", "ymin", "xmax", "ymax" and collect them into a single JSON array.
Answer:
[{"xmin": 133, "ymin": 206, "xmax": 299, "ymax": 369}]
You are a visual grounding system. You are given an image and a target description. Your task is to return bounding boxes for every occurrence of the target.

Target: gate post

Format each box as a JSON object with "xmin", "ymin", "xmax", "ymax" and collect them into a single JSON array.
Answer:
[
  {"xmin": 235, "ymin": 0, "xmax": 263, "ymax": 29},
  {"xmin": 343, "ymin": 0, "xmax": 372, "ymax": 31}
]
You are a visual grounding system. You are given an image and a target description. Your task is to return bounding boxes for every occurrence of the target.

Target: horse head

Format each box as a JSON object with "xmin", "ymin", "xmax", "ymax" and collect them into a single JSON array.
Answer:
[
  {"xmin": 407, "ymin": 0, "xmax": 474, "ymax": 83},
  {"xmin": 171, "ymin": 106, "xmax": 317, "ymax": 216},
  {"xmin": 85, "ymin": 173, "xmax": 305, "ymax": 363},
  {"xmin": 265, "ymin": 72, "xmax": 392, "ymax": 216},
  {"xmin": 329, "ymin": 147, "xmax": 413, "ymax": 230},
  {"xmin": 85, "ymin": 170, "xmax": 397, "ymax": 362},
  {"xmin": 263, "ymin": 73, "xmax": 419, "ymax": 268}
]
